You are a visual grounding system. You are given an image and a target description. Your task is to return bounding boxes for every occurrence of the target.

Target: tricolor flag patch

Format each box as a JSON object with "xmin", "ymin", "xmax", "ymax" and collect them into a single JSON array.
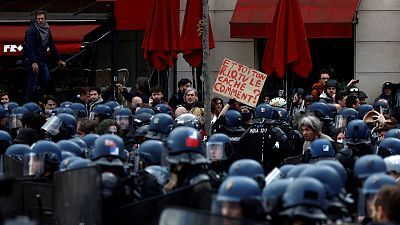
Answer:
[{"xmin": 185, "ymin": 130, "xmax": 199, "ymax": 147}]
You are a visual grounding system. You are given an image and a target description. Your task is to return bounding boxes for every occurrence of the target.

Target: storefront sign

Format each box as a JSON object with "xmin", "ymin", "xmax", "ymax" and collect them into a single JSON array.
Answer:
[
  {"xmin": 3, "ymin": 44, "xmax": 23, "ymax": 53},
  {"xmin": 213, "ymin": 58, "xmax": 267, "ymax": 107}
]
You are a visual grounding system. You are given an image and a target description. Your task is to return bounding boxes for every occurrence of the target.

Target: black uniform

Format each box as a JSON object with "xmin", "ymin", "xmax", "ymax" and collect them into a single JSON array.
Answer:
[{"xmin": 239, "ymin": 119, "xmax": 292, "ymax": 173}]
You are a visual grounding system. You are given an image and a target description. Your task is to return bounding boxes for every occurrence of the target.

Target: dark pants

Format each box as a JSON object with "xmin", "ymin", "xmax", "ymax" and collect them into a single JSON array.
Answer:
[{"xmin": 26, "ymin": 62, "xmax": 50, "ymax": 102}]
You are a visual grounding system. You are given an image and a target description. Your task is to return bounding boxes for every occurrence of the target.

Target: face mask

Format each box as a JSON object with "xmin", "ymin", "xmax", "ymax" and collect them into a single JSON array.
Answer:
[{"xmin": 337, "ymin": 139, "xmax": 343, "ymax": 144}]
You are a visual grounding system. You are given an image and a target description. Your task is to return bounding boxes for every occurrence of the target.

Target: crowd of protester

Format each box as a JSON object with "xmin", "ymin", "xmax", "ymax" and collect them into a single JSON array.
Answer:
[{"xmin": 0, "ymin": 71, "xmax": 399, "ymax": 225}]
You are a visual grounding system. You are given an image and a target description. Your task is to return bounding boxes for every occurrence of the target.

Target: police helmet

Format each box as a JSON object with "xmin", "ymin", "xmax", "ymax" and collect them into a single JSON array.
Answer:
[
  {"xmin": 69, "ymin": 138, "xmax": 88, "ymax": 152},
  {"xmin": 67, "ymin": 158, "xmax": 92, "ymax": 171},
  {"xmin": 208, "ymin": 133, "xmax": 231, "ymax": 145},
  {"xmin": 92, "ymin": 134, "xmax": 126, "ymax": 161},
  {"xmin": 70, "ymin": 103, "xmax": 88, "ymax": 118},
  {"xmin": 362, "ymin": 174, "xmax": 396, "ymax": 194},
  {"xmin": 280, "ymin": 177, "xmax": 327, "ymax": 220},
  {"xmin": 61, "ymin": 151, "xmax": 75, "ymax": 160},
  {"xmin": 23, "ymin": 102, "xmax": 41, "ymax": 113},
  {"xmin": 90, "ymin": 105, "xmax": 112, "ymax": 120},
  {"xmin": 104, "ymin": 101, "xmax": 120, "ymax": 113},
  {"xmin": 373, "ymin": 101, "xmax": 390, "ymax": 113},
  {"xmin": 0, "ymin": 106, "xmax": 6, "ymax": 118},
  {"xmin": 262, "ymin": 179, "xmax": 291, "ymax": 213},
  {"xmin": 137, "ymin": 140, "xmax": 166, "ymax": 166},
  {"xmin": 272, "ymin": 107, "xmax": 289, "ymax": 121},
  {"xmin": 57, "ymin": 140, "xmax": 84, "ymax": 157},
  {"xmin": 316, "ymin": 160, "xmax": 347, "ymax": 188},
  {"xmin": 310, "ymin": 102, "xmax": 330, "ymax": 120},
  {"xmin": 135, "ymin": 125, "xmax": 149, "ymax": 138},
  {"xmin": 286, "ymin": 164, "xmax": 312, "ymax": 178},
  {"xmin": 135, "ymin": 107, "xmax": 155, "ymax": 116},
  {"xmin": 354, "ymin": 154, "xmax": 386, "ymax": 179},
  {"xmin": 114, "ymin": 107, "xmax": 133, "ymax": 130},
  {"xmin": 383, "ymin": 155, "xmax": 400, "ymax": 174},
  {"xmin": 224, "ymin": 110, "xmax": 245, "ymax": 132},
  {"xmin": 269, "ymin": 97, "xmax": 287, "ymax": 108},
  {"xmin": 134, "ymin": 108, "xmax": 155, "ymax": 125},
  {"xmin": 228, "ymin": 159, "xmax": 264, "ymax": 178},
  {"xmin": 9, "ymin": 106, "xmax": 29, "ymax": 129},
  {"xmin": 5, "ymin": 144, "xmax": 30, "ymax": 162},
  {"xmin": 145, "ymin": 113, "xmax": 173, "ymax": 141},
  {"xmin": 81, "ymin": 134, "xmax": 100, "ymax": 150},
  {"xmin": 60, "ymin": 101, "xmax": 73, "ymax": 108},
  {"xmin": 345, "ymin": 120, "xmax": 370, "ymax": 145},
  {"xmin": 0, "ymin": 130, "xmax": 12, "ymax": 154},
  {"xmin": 304, "ymin": 139, "xmax": 335, "ymax": 163},
  {"xmin": 327, "ymin": 104, "xmax": 338, "ymax": 118},
  {"xmin": 173, "ymin": 113, "xmax": 201, "ymax": 130},
  {"xmin": 339, "ymin": 108, "xmax": 358, "ymax": 122},
  {"xmin": 385, "ymin": 128, "xmax": 400, "ymax": 139},
  {"xmin": 278, "ymin": 164, "xmax": 295, "ymax": 178},
  {"xmin": 3, "ymin": 102, "xmax": 19, "ymax": 114},
  {"xmin": 144, "ymin": 165, "xmax": 170, "ymax": 186},
  {"xmin": 217, "ymin": 176, "xmax": 261, "ymax": 203},
  {"xmin": 165, "ymin": 126, "xmax": 206, "ymax": 165},
  {"xmin": 52, "ymin": 107, "xmax": 75, "ymax": 116},
  {"xmin": 255, "ymin": 103, "xmax": 273, "ymax": 119},
  {"xmin": 42, "ymin": 113, "xmax": 77, "ymax": 138},
  {"xmin": 299, "ymin": 165, "xmax": 342, "ymax": 198},
  {"xmin": 358, "ymin": 104, "xmax": 373, "ymax": 120},
  {"xmin": 59, "ymin": 156, "xmax": 81, "ymax": 171},
  {"xmin": 207, "ymin": 133, "xmax": 233, "ymax": 161},
  {"xmin": 154, "ymin": 103, "xmax": 173, "ymax": 115},
  {"xmin": 31, "ymin": 140, "xmax": 62, "ymax": 165},
  {"xmin": 0, "ymin": 130, "xmax": 12, "ymax": 148},
  {"xmin": 377, "ymin": 138, "xmax": 400, "ymax": 158}
]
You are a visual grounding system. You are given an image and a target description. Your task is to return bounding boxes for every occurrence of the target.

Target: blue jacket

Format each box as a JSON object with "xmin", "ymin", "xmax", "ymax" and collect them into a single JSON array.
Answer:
[{"xmin": 24, "ymin": 22, "xmax": 60, "ymax": 64}]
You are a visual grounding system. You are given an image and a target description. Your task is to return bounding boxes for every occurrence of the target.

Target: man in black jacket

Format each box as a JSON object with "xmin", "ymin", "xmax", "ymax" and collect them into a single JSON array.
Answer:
[
  {"xmin": 168, "ymin": 78, "xmax": 192, "ymax": 109},
  {"xmin": 24, "ymin": 11, "xmax": 65, "ymax": 102}
]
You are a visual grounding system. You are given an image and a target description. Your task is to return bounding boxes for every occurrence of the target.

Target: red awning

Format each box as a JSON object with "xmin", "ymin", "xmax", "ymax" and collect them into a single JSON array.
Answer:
[
  {"xmin": 230, "ymin": 0, "xmax": 359, "ymax": 38},
  {"xmin": 0, "ymin": 24, "xmax": 99, "ymax": 56}
]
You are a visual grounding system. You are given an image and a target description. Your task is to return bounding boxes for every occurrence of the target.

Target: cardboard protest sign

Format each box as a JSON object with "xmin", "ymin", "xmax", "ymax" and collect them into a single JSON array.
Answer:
[{"xmin": 213, "ymin": 58, "xmax": 268, "ymax": 108}]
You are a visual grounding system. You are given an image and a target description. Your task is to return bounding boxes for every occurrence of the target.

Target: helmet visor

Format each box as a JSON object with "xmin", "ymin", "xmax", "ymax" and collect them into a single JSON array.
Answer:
[
  {"xmin": 206, "ymin": 142, "xmax": 226, "ymax": 162},
  {"xmin": 8, "ymin": 114, "xmax": 23, "ymax": 129},
  {"xmin": 23, "ymin": 152, "xmax": 44, "ymax": 177},
  {"xmin": 116, "ymin": 115, "xmax": 131, "ymax": 130},
  {"xmin": 41, "ymin": 116, "xmax": 62, "ymax": 135},
  {"xmin": 335, "ymin": 115, "xmax": 348, "ymax": 129},
  {"xmin": 264, "ymin": 167, "xmax": 282, "ymax": 186},
  {"xmin": 88, "ymin": 112, "xmax": 97, "ymax": 120}
]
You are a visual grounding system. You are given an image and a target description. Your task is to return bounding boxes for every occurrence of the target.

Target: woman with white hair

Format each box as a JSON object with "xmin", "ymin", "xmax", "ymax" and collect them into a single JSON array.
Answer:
[
  {"xmin": 182, "ymin": 87, "xmax": 203, "ymax": 111},
  {"xmin": 299, "ymin": 115, "xmax": 333, "ymax": 154}
]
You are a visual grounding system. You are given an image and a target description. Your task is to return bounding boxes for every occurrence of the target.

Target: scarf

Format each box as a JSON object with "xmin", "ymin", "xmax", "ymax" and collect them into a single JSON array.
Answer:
[{"xmin": 34, "ymin": 22, "xmax": 50, "ymax": 48}]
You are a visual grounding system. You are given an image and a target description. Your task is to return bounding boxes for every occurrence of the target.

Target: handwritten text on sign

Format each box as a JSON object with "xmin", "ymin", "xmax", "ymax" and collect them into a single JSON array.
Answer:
[{"xmin": 213, "ymin": 58, "xmax": 268, "ymax": 107}]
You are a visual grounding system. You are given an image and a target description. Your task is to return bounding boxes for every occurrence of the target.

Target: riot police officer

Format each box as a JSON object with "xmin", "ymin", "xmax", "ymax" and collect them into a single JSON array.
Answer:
[
  {"xmin": 41, "ymin": 113, "xmax": 77, "ymax": 142},
  {"xmin": 164, "ymin": 126, "xmax": 213, "ymax": 210},
  {"xmin": 239, "ymin": 103, "xmax": 292, "ymax": 173},
  {"xmin": 336, "ymin": 120, "xmax": 373, "ymax": 173}
]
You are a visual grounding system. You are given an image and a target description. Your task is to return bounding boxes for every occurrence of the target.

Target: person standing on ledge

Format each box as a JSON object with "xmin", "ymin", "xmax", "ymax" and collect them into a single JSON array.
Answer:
[{"xmin": 24, "ymin": 11, "xmax": 65, "ymax": 102}]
